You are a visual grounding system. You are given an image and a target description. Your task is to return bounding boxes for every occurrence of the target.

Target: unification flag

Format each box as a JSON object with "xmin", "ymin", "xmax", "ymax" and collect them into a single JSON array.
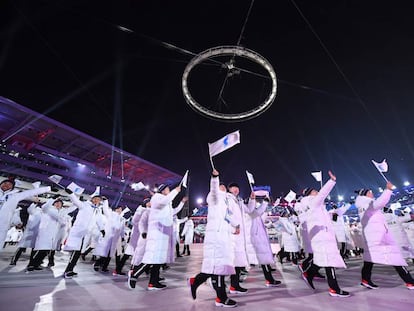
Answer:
[
  {"xmin": 311, "ymin": 171, "xmax": 322, "ymax": 182},
  {"xmin": 131, "ymin": 182, "xmax": 145, "ymax": 191},
  {"xmin": 246, "ymin": 170, "xmax": 255, "ymax": 184},
  {"xmin": 371, "ymin": 159, "xmax": 388, "ymax": 173},
  {"xmin": 67, "ymin": 182, "xmax": 85, "ymax": 195},
  {"xmin": 284, "ymin": 190, "xmax": 297, "ymax": 203},
  {"xmin": 90, "ymin": 186, "xmax": 100, "ymax": 197},
  {"xmin": 208, "ymin": 130, "xmax": 240, "ymax": 157},
  {"xmin": 31, "ymin": 181, "xmax": 41, "ymax": 189},
  {"xmin": 48, "ymin": 174, "xmax": 62, "ymax": 184}
]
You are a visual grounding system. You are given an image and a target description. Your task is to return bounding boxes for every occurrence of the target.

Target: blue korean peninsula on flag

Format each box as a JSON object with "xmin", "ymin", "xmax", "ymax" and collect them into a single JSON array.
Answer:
[{"xmin": 208, "ymin": 130, "xmax": 240, "ymax": 157}]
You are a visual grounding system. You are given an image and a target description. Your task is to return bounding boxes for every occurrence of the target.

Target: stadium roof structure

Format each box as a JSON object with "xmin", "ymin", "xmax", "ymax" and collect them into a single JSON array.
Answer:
[{"xmin": 0, "ymin": 96, "xmax": 182, "ymax": 208}]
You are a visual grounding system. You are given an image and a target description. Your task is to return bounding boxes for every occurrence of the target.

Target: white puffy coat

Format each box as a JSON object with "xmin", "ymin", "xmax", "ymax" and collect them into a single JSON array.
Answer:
[
  {"xmin": 245, "ymin": 201, "xmax": 274, "ymax": 264},
  {"xmin": 278, "ymin": 216, "xmax": 301, "ymax": 253},
  {"xmin": 64, "ymin": 194, "xmax": 105, "ymax": 251},
  {"xmin": 142, "ymin": 189, "xmax": 179, "ymax": 264},
  {"xmin": 355, "ymin": 189, "xmax": 406, "ymax": 266},
  {"xmin": 201, "ymin": 176, "xmax": 235, "ymax": 275},
  {"xmin": 301, "ymin": 179, "xmax": 346, "ymax": 268},
  {"xmin": 294, "ymin": 201, "xmax": 312, "ymax": 253},
  {"xmin": 18, "ymin": 203, "xmax": 42, "ymax": 248},
  {"xmin": 384, "ymin": 212, "xmax": 414, "ymax": 259},
  {"xmin": 131, "ymin": 207, "xmax": 150, "ymax": 265},
  {"xmin": 328, "ymin": 204, "xmax": 350, "ymax": 243},
  {"xmin": 227, "ymin": 193, "xmax": 255, "ymax": 267},
  {"xmin": 34, "ymin": 200, "xmax": 69, "ymax": 250},
  {"xmin": 0, "ymin": 186, "xmax": 51, "ymax": 250},
  {"xmin": 94, "ymin": 204, "xmax": 125, "ymax": 257},
  {"xmin": 181, "ymin": 218, "xmax": 194, "ymax": 245},
  {"xmin": 125, "ymin": 205, "xmax": 144, "ymax": 256}
]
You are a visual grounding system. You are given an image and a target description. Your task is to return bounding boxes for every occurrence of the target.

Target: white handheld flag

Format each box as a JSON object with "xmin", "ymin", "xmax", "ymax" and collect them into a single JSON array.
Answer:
[
  {"xmin": 371, "ymin": 159, "xmax": 388, "ymax": 173},
  {"xmin": 48, "ymin": 174, "xmax": 62, "ymax": 184},
  {"xmin": 246, "ymin": 170, "xmax": 255, "ymax": 184},
  {"xmin": 181, "ymin": 170, "xmax": 189, "ymax": 188},
  {"xmin": 208, "ymin": 130, "xmax": 240, "ymax": 157},
  {"xmin": 121, "ymin": 207, "xmax": 131, "ymax": 217},
  {"xmin": 31, "ymin": 181, "xmax": 41, "ymax": 189},
  {"xmin": 311, "ymin": 171, "xmax": 322, "ymax": 182},
  {"xmin": 67, "ymin": 182, "xmax": 85, "ymax": 195},
  {"xmin": 91, "ymin": 186, "xmax": 100, "ymax": 197},
  {"xmin": 131, "ymin": 182, "xmax": 145, "ymax": 191},
  {"xmin": 284, "ymin": 190, "xmax": 297, "ymax": 203}
]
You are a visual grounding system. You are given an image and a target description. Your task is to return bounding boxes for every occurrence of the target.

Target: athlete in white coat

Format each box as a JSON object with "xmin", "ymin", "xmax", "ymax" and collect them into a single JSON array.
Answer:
[
  {"xmin": 63, "ymin": 192, "xmax": 105, "ymax": 278},
  {"xmin": 181, "ymin": 218, "xmax": 194, "ymax": 255},
  {"xmin": 226, "ymin": 182, "xmax": 256, "ymax": 294},
  {"xmin": 245, "ymin": 198, "xmax": 282, "ymax": 287},
  {"xmin": 384, "ymin": 210, "xmax": 414, "ymax": 260},
  {"xmin": 128, "ymin": 183, "xmax": 181, "ymax": 290},
  {"xmin": 355, "ymin": 182, "xmax": 414, "ymax": 290},
  {"xmin": 0, "ymin": 178, "xmax": 51, "ymax": 251},
  {"xmin": 93, "ymin": 204, "xmax": 125, "ymax": 273},
  {"xmin": 188, "ymin": 170, "xmax": 238, "ymax": 308},
  {"xmin": 26, "ymin": 198, "xmax": 68, "ymax": 271},
  {"xmin": 10, "ymin": 202, "xmax": 42, "ymax": 265},
  {"xmin": 299, "ymin": 171, "xmax": 350, "ymax": 297}
]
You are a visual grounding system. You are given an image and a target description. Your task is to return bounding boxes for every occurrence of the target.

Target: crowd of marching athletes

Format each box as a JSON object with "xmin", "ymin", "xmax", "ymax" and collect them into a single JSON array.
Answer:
[{"xmin": 1, "ymin": 168, "xmax": 414, "ymax": 308}]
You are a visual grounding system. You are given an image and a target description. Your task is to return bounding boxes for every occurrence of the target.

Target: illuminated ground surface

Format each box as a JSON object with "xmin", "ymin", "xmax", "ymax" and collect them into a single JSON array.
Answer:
[{"xmin": 0, "ymin": 244, "xmax": 413, "ymax": 311}]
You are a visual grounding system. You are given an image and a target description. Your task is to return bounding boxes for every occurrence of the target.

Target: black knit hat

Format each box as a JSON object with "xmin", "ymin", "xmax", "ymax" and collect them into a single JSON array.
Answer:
[
  {"xmin": 355, "ymin": 189, "xmax": 371, "ymax": 196},
  {"xmin": 302, "ymin": 187, "xmax": 315, "ymax": 197},
  {"xmin": 157, "ymin": 183, "xmax": 169, "ymax": 193},
  {"xmin": 227, "ymin": 182, "xmax": 239, "ymax": 189},
  {"xmin": 142, "ymin": 197, "xmax": 151, "ymax": 205}
]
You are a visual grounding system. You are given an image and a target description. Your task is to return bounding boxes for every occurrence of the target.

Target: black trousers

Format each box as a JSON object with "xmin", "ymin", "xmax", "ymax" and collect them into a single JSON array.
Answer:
[
  {"xmin": 192, "ymin": 273, "xmax": 228, "ymax": 301},
  {"xmin": 64, "ymin": 239, "xmax": 84, "ymax": 273},
  {"xmin": 230, "ymin": 266, "xmax": 246, "ymax": 289},
  {"xmin": 28, "ymin": 250, "xmax": 49, "ymax": 267},
  {"xmin": 149, "ymin": 264, "xmax": 162, "ymax": 285},
  {"xmin": 307, "ymin": 264, "xmax": 341, "ymax": 291},
  {"xmin": 11, "ymin": 247, "xmax": 26, "ymax": 264},
  {"xmin": 362, "ymin": 261, "xmax": 414, "ymax": 283},
  {"xmin": 261, "ymin": 264, "xmax": 275, "ymax": 282}
]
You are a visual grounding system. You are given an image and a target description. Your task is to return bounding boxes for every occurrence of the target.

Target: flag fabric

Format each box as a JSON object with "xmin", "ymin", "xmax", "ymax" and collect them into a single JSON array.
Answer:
[
  {"xmin": 31, "ymin": 181, "xmax": 41, "ymax": 189},
  {"xmin": 67, "ymin": 182, "xmax": 85, "ymax": 195},
  {"xmin": 253, "ymin": 185, "xmax": 271, "ymax": 197},
  {"xmin": 208, "ymin": 130, "xmax": 240, "ymax": 157},
  {"xmin": 131, "ymin": 182, "xmax": 146, "ymax": 191},
  {"xmin": 181, "ymin": 170, "xmax": 189, "ymax": 188},
  {"xmin": 91, "ymin": 186, "xmax": 100, "ymax": 197},
  {"xmin": 246, "ymin": 170, "xmax": 255, "ymax": 184},
  {"xmin": 311, "ymin": 171, "xmax": 322, "ymax": 182},
  {"xmin": 371, "ymin": 159, "xmax": 388, "ymax": 173},
  {"xmin": 284, "ymin": 190, "xmax": 297, "ymax": 203},
  {"xmin": 121, "ymin": 207, "xmax": 131, "ymax": 217},
  {"xmin": 404, "ymin": 207, "xmax": 412, "ymax": 213},
  {"xmin": 48, "ymin": 174, "xmax": 62, "ymax": 184}
]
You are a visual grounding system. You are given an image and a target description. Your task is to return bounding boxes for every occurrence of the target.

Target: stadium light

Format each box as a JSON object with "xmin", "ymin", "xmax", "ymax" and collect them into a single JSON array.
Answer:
[
  {"xmin": 404, "ymin": 181, "xmax": 410, "ymax": 186},
  {"xmin": 196, "ymin": 197, "xmax": 203, "ymax": 204}
]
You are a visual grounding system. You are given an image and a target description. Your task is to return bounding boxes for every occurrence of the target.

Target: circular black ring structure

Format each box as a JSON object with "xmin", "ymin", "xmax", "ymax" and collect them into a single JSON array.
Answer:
[{"xmin": 182, "ymin": 46, "xmax": 277, "ymax": 122}]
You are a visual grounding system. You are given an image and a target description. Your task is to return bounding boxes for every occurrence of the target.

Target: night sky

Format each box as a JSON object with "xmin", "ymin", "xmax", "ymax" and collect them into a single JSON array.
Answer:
[{"xmin": 2, "ymin": 0, "xmax": 414, "ymax": 205}]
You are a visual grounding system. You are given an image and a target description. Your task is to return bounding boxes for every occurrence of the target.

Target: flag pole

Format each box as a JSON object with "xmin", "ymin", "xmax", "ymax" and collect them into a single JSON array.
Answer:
[
  {"xmin": 377, "ymin": 170, "xmax": 389, "ymax": 183},
  {"xmin": 209, "ymin": 156, "xmax": 216, "ymax": 170}
]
